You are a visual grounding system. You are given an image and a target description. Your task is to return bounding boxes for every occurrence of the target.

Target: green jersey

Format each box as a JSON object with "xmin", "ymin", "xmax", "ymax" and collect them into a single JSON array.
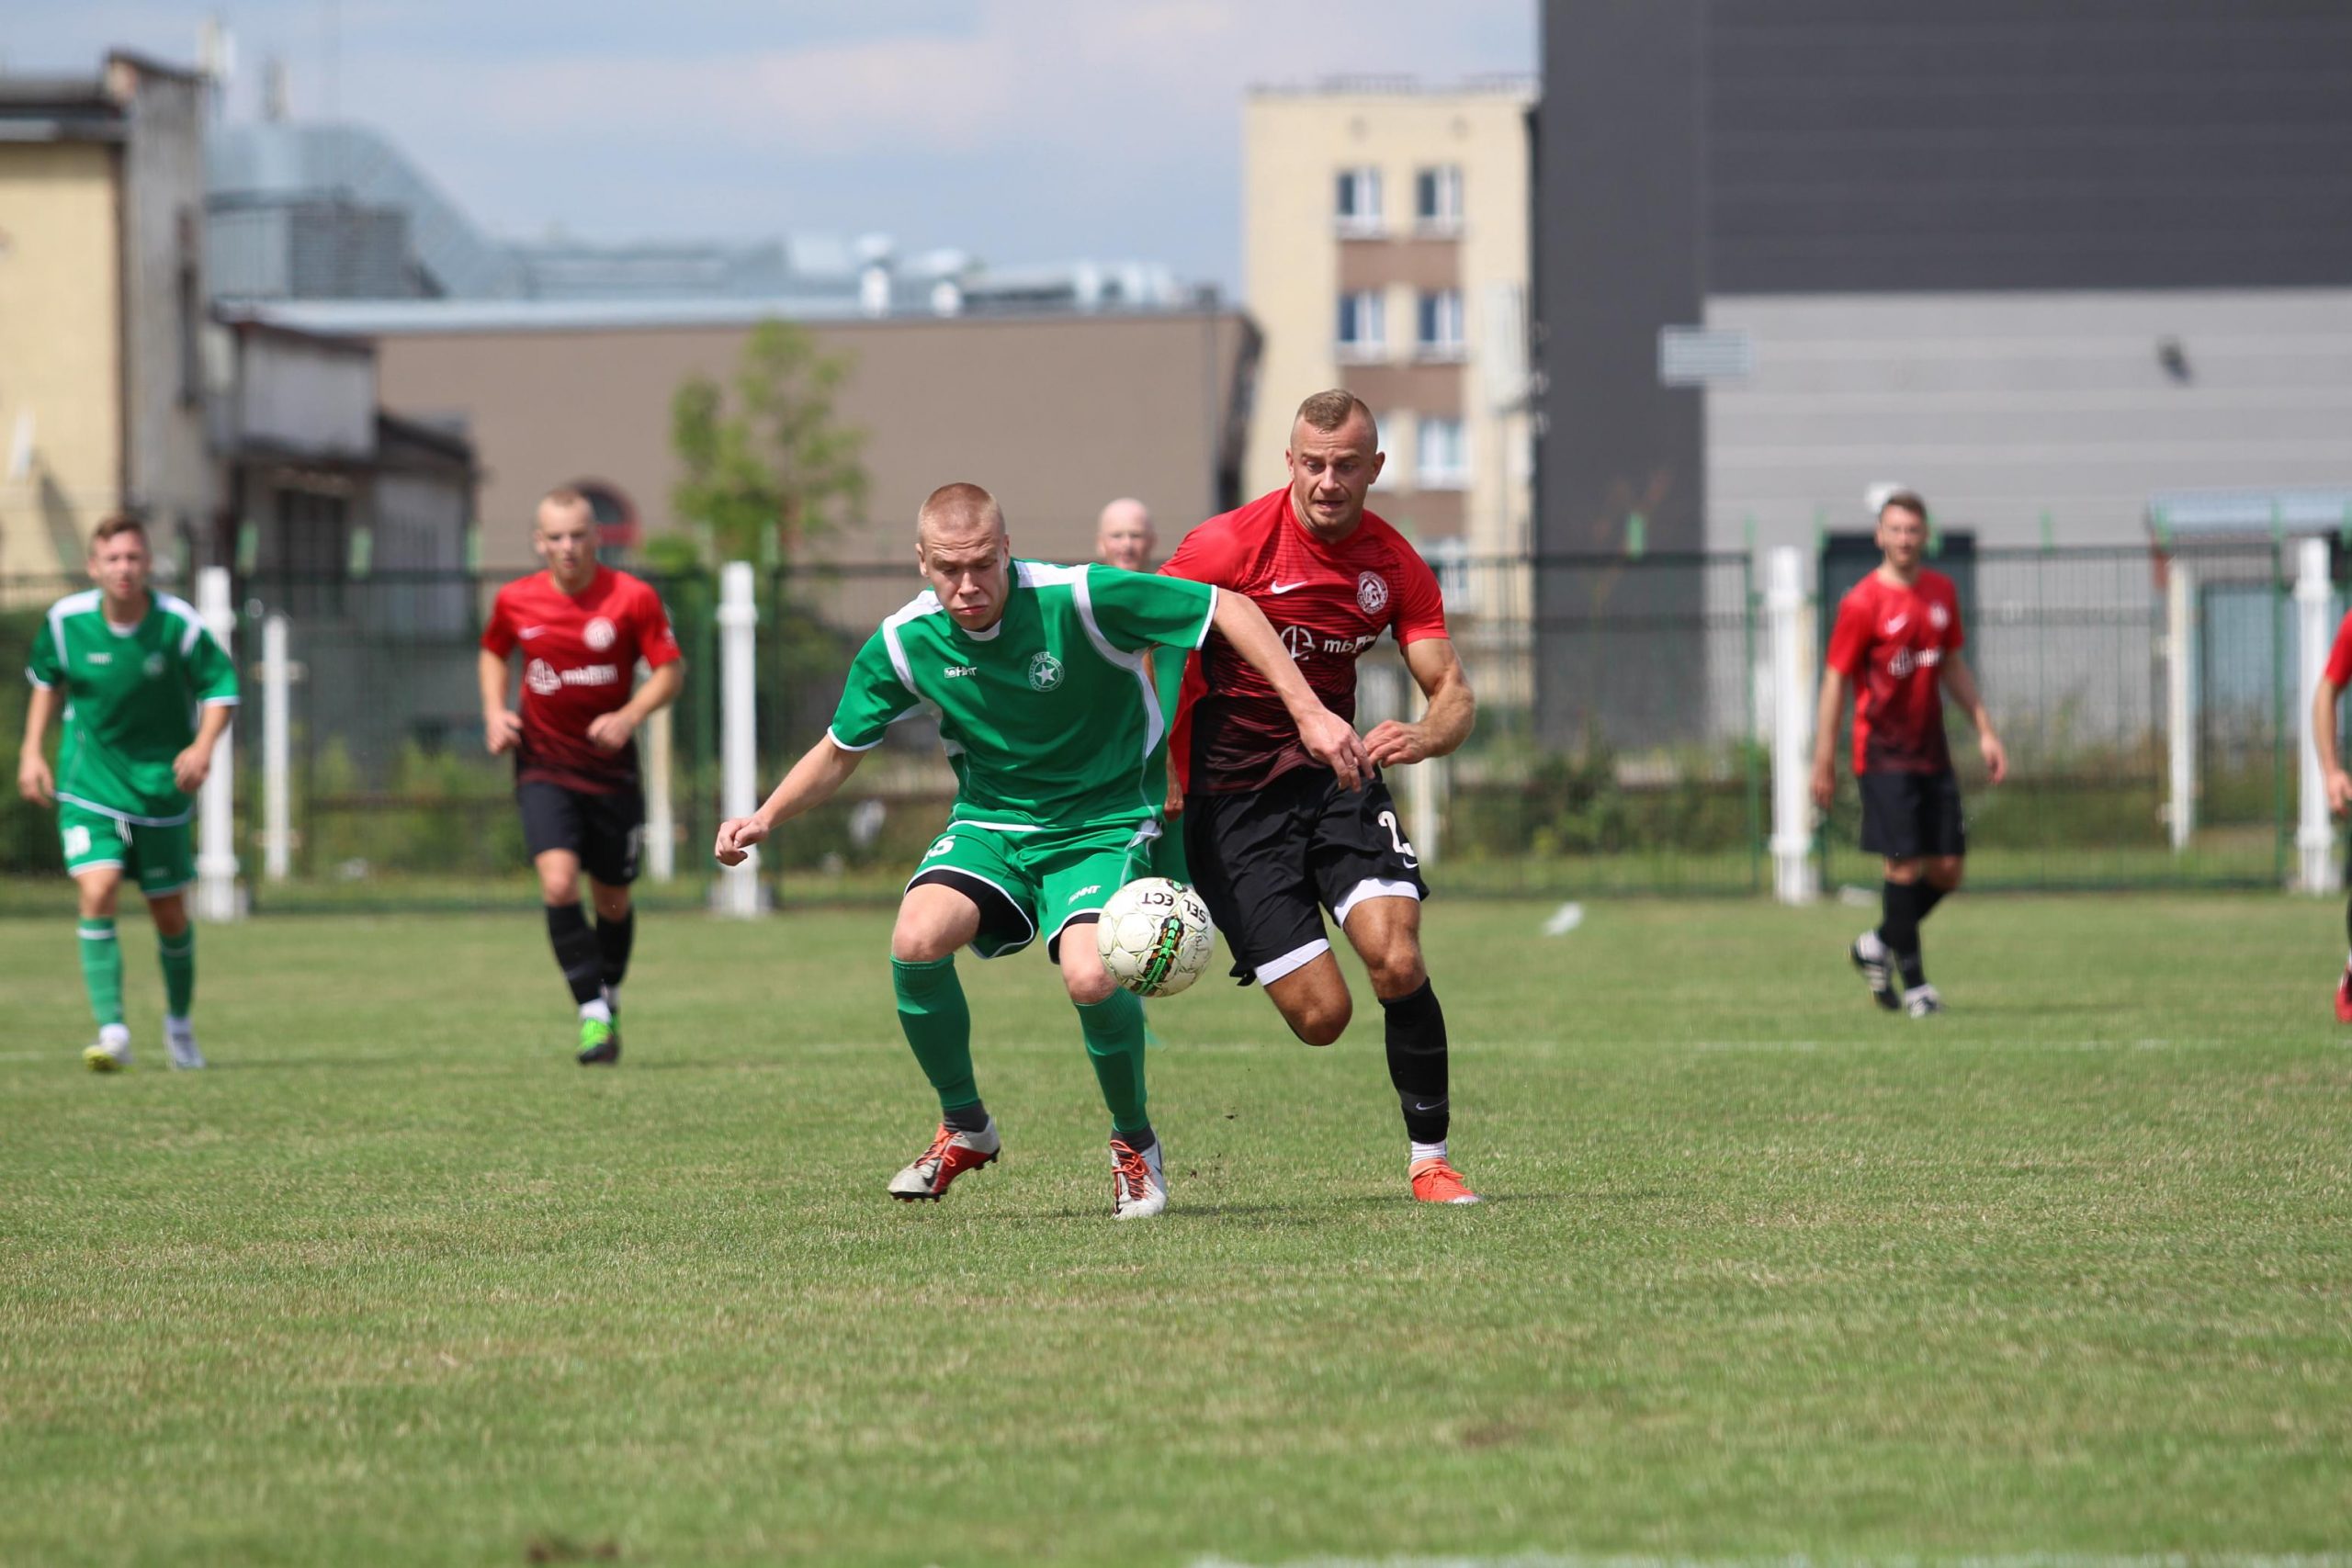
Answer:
[
  {"xmin": 26, "ymin": 589, "xmax": 240, "ymax": 826},
  {"xmin": 829, "ymin": 561, "xmax": 1218, "ymax": 830}
]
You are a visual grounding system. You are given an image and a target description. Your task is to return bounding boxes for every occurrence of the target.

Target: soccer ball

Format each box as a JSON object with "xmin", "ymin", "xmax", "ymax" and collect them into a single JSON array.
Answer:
[{"xmin": 1095, "ymin": 877, "xmax": 1216, "ymax": 998}]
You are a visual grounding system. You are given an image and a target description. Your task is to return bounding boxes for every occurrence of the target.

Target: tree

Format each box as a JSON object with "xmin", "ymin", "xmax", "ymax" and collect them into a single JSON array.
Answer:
[{"xmin": 664, "ymin": 320, "xmax": 868, "ymax": 571}]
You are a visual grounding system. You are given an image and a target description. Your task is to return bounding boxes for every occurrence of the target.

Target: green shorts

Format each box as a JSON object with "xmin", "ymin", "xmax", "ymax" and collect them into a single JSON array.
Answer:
[
  {"xmin": 907, "ymin": 818, "xmax": 1166, "ymax": 962},
  {"xmin": 58, "ymin": 799, "xmax": 194, "ymax": 897}
]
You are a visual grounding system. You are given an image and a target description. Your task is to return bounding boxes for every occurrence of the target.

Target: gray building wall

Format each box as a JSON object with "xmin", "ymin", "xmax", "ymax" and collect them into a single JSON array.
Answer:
[{"xmin": 1707, "ymin": 289, "xmax": 2352, "ymax": 553}]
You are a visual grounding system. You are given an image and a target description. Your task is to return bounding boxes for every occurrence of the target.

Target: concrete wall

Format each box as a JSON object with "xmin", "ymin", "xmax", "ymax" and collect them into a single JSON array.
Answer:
[
  {"xmin": 235, "ymin": 330, "xmax": 377, "ymax": 458},
  {"xmin": 1706, "ymin": 288, "xmax": 2352, "ymax": 552},
  {"xmin": 113, "ymin": 58, "xmax": 214, "ymax": 568},
  {"xmin": 0, "ymin": 141, "xmax": 120, "ymax": 581},
  {"xmin": 1244, "ymin": 86, "xmax": 1532, "ymax": 558},
  {"xmin": 368, "ymin": 310, "xmax": 1256, "ymax": 570}
]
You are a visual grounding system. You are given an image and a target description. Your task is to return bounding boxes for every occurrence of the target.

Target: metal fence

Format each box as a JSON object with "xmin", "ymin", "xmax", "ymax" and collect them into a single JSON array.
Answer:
[{"xmin": 0, "ymin": 540, "xmax": 2335, "ymax": 910}]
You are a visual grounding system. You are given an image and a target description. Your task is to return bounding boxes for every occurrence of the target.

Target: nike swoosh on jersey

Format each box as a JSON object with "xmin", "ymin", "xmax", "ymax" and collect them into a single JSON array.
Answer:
[
  {"xmin": 1883, "ymin": 615, "xmax": 1908, "ymax": 635},
  {"xmin": 518, "ymin": 626, "xmax": 548, "ymax": 638},
  {"xmin": 1268, "ymin": 581, "xmax": 1310, "ymax": 594}
]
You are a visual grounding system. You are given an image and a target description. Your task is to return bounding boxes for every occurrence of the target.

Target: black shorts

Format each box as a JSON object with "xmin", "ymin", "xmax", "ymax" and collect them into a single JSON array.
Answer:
[
  {"xmin": 1183, "ymin": 767, "xmax": 1428, "ymax": 987},
  {"xmin": 518, "ymin": 780, "xmax": 645, "ymax": 886},
  {"xmin": 1857, "ymin": 768, "xmax": 1966, "ymax": 861}
]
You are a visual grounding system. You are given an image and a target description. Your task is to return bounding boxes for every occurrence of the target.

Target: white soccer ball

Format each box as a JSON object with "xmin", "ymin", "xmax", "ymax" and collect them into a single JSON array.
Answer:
[{"xmin": 1095, "ymin": 877, "xmax": 1216, "ymax": 998}]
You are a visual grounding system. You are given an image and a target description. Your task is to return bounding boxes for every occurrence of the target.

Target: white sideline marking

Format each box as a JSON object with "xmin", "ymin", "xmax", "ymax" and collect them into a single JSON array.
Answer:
[
  {"xmin": 1542, "ymin": 901, "xmax": 1584, "ymax": 936},
  {"xmin": 1194, "ymin": 1556, "xmax": 2352, "ymax": 1568}
]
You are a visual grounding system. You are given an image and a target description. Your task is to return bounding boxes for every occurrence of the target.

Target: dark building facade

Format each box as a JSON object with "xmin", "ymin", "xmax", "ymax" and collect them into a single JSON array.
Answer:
[{"xmin": 1532, "ymin": 0, "xmax": 2352, "ymax": 747}]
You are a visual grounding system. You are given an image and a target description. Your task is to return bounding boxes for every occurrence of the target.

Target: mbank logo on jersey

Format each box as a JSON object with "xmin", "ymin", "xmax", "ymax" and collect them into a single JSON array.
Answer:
[
  {"xmin": 1027, "ymin": 652, "xmax": 1063, "ymax": 692},
  {"xmin": 1356, "ymin": 571, "xmax": 1389, "ymax": 616},
  {"xmin": 526, "ymin": 659, "xmax": 564, "ymax": 695},
  {"xmin": 1281, "ymin": 625, "xmax": 1317, "ymax": 660},
  {"xmin": 584, "ymin": 616, "xmax": 616, "ymax": 652}
]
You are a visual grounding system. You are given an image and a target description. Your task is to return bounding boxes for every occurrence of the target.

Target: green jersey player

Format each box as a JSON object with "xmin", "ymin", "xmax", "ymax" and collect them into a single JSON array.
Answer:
[
  {"xmin": 17, "ymin": 517, "xmax": 239, "ymax": 1071},
  {"xmin": 714, "ymin": 483, "xmax": 1366, "ymax": 1219}
]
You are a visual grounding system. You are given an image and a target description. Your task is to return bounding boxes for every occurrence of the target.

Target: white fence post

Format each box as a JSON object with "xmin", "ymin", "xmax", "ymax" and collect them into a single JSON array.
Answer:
[
  {"xmin": 193, "ymin": 567, "xmax": 242, "ymax": 920},
  {"xmin": 1767, "ymin": 546, "xmax": 1818, "ymax": 906},
  {"xmin": 644, "ymin": 694, "xmax": 676, "ymax": 884},
  {"xmin": 2295, "ymin": 536, "xmax": 2339, "ymax": 894},
  {"xmin": 2165, "ymin": 560, "xmax": 2196, "ymax": 852},
  {"xmin": 716, "ymin": 561, "xmax": 763, "ymax": 916},
  {"xmin": 261, "ymin": 613, "xmax": 292, "ymax": 882}
]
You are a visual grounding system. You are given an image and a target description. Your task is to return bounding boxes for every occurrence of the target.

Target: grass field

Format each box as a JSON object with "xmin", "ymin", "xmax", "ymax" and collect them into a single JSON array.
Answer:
[{"xmin": 3, "ymin": 892, "xmax": 2348, "ymax": 1566}]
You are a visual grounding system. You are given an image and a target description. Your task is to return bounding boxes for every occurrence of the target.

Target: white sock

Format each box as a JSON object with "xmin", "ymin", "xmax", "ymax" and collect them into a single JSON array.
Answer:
[
  {"xmin": 1857, "ymin": 929, "xmax": 1888, "ymax": 960},
  {"xmin": 579, "ymin": 998, "xmax": 613, "ymax": 1024},
  {"xmin": 98, "ymin": 1022, "xmax": 131, "ymax": 1047},
  {"xmin": 1409, "ymin": 1139, "xmax": 1449, "ymax": 1168},
  {"xmin": 166, "ymin": 1014, "xmax": 191, "ymax": 1034}
]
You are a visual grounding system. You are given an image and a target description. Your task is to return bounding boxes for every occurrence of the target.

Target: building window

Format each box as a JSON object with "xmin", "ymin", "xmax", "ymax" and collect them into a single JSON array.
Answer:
[
  {"xmin": 1416, "ymin": 417, "xmax": 1469, "ymax": 490},
  {"xmin": 1334, "ymin": 166, "xmax": 1384, "ymax": 236},
  {"xmin": 1337, "ymin": 289, "xmax": 1387, "ymax": 362},
  {"xmin": 1417, "ymin": 289, "xmax": 1466, "ymax": 360},
  {"xmin": 1414, "ymin": 165, "xmax": 1464, "ymax": 232}
]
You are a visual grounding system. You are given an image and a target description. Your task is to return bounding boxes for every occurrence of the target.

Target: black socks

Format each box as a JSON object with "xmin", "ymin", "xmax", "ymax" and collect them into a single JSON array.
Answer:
[
  {"xmin": 1880, "ymin": 880, "xmax": 1953, "ymax": 991},
  {"xmin": 596, "ymin": 908, "xmax": 635, "ymax": 994},
  {"xmin": 546, "ymin": 903, "xmax": 603, "ymax": 1005},
  {"xmin": 1380, "ymin": 979, "xmax": 1450, "ymax": 1145}
]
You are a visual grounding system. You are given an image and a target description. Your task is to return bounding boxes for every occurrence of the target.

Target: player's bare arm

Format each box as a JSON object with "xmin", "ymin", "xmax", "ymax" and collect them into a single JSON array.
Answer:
[
  {"xmin": 714, "ymin": 736, "xmax": 866, "ymax": 864},
  {"xmin": 1209, "ymin": 591, "xmax": 1371, "ymax": 790},
  {"xmin": 1939, "ymin": 652, "xmax": 2007, "ymax": 784},
  {"xmin": 585, "ymin": 660, "xmax": 685, "ymax": 752},
  {"xmin": 170, "ymin": 701, "xmax": 236, "ymax": 794},
  {"xmin": 17, "ymin": 682, "xmax": 60, "ymax": 805},
  {"xmin": 1364, "ymin": 637, "xmax": 1475, "ymax": 768},
  {"xmin": 478, "ymin": 647, "xmax": 524, "ymax": 755},
  {"xmin": 1809, "ymin": 667, "xmax": 1849, "ymax": 810},
  {"xmin": 2319, "ymin": 678, "xmax": 2352, "ymax": 816}
]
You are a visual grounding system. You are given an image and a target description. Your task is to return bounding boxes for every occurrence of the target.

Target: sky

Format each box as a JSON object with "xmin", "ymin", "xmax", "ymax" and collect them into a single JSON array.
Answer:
[{"xmin": 5, "ymin": 0, "xmax": 1537, "ymax": 295}]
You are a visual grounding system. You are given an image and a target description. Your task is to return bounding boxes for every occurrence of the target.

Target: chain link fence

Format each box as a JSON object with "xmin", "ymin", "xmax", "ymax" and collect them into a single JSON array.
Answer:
[{"xmin": 0, "ymin": 539, "xmax": 2337, "ymax": 910}]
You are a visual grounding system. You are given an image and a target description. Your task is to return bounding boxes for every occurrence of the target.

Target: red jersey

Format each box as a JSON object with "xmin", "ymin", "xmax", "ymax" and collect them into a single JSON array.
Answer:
[
  {"xmin": 1161, "ymin": 488, "xmax": 1449, "ymax": 794},
  {"xmin": 1826, "ymin": 568, "xmax": 1965, "ymax": 774},
  {"xmin": 481, "ymin": 567, "xmax": 682, "ymax": 795},
  {"xmin": 2324, "ymin": 610, "xmax": 2352, "ymax": 689}
]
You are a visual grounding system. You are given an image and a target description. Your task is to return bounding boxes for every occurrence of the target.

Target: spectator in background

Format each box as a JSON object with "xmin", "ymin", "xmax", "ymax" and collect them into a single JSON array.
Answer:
[{"xmin": 1094, "ymin": 498, "xmax": 1156, "ymax": 571}]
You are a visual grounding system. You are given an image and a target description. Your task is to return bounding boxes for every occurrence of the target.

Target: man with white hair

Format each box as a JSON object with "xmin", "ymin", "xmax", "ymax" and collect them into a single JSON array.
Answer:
[{"xmin": 1094, "ymin": 498, "xmax": 1156, "ymax": 572}]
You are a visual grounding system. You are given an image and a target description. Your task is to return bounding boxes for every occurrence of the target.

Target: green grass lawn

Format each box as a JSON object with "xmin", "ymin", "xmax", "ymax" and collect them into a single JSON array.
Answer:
[{"xmin": 2, "ymin": 892, "xmax": 2348, "ymax": 1567}]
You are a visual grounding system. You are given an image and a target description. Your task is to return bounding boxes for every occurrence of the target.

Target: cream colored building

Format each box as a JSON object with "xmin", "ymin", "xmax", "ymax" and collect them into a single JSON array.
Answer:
[
  {"xmin": 0, "ymin": 54, "xmax": 213, "ymax": 587},
  {"xmin": 1243, "ymin": 79, "xmax": 1534, "ymax": 578}
]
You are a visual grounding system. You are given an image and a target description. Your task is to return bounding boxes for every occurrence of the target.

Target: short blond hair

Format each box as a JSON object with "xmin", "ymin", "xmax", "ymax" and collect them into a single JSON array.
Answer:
[{"xmin": 918, "ymin": 482, "xmax": 1005, "ymax": 541}]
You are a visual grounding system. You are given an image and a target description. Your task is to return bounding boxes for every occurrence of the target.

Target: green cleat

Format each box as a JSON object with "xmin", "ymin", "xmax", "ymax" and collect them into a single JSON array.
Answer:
[{"xmin": 576, "ymin": 1017, "xmax": 621, "ymax": 1066}]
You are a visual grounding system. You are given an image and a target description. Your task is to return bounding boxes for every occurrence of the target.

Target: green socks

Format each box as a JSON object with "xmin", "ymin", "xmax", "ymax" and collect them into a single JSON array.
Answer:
[
  {"xmin": 77, "ymin": 919, "xmax": 124, "ymax": 1029},
  {"xmin": 892, "ymin": 955, "xmax": 979, "ymax": 1114},
  {"xmin": 1076, "ymin": 988, "xmax": 1150, "ymax": 1135},
  {"xmin": 158, "ymin": 927, "xmax": 195, "ymax": 1019}
]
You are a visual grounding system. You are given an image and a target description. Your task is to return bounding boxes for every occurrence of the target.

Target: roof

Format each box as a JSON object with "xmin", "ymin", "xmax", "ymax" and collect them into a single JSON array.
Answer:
[
  {"xmin": 2147, "ymin": 489, "xmax": 2352, "ymax": 536},
  {"xmin": 234, "ymin": 296, "xmax": 1239, "ymax": 339},
  {"xmin": 0, "ymin": 73, "xmax": 121, "ymax": 142}
]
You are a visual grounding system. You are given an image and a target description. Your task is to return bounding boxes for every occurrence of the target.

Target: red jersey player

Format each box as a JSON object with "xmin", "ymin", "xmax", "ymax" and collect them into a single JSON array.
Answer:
[
  {"xmin": 2307, "ymin": 609, "xmax": 2352, "ymax": 1019},
  {"xmin": 480, "ymin": 488, "xmax": 684, "ymax": 1065},
  {"xmin": 1810, "ymin": 491, "xmax": 2007, "ymax": 1017},
  {"xmin": 1162, "ymin": 389, "xmax": 1482, "ymax": 1204}
]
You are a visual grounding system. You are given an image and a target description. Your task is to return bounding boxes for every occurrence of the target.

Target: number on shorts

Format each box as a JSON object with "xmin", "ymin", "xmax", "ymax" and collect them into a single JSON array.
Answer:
[
  {"xmin": 62, "ymin": 825, "xmax": 91, "ymax": 858},
  {"xmin": 1376, "ymin": 809, "xmax": 1419, "ymax": 869}
]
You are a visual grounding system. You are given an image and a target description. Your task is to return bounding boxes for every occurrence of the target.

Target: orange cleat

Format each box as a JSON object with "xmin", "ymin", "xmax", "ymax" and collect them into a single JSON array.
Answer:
[
  {"xmin": 1409, "ymin": 1156, "xmax": 1482, "ymax": 1206},
  {"xmin": 2335, "ymin": 972, "xmax": 2352, "ymax": 1023},
  {"xmin": 888, "ymin": 1117, "xmax": 1001, "ymax": 1201}
]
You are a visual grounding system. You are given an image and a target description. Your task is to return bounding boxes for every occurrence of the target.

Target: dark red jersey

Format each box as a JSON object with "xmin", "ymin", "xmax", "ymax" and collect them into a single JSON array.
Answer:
[
  {"xmin": 2324, "ymin": 610, "xmax": 2352, "ymax": 689},
  {"xmin": 1161, "ymin": 488, "xmax": 1449, "ymax": 794},
  {"xmin": 1826, "ymin": 568, "xmax": 1966, "ymax": 774},
  {"xmin": 481, "ymin": 567, "xmax": 682, "ymax": 795}
]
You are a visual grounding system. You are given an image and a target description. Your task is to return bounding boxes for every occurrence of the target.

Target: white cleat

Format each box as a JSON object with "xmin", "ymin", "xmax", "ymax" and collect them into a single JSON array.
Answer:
[
  {"xmin": 84, "ymin": 1025, "xmax": 133, "ymax": 1073},
  {"xmin": 888, "ymin": 1117, "xmax": 1001, "ymax": 1201},
  {"xmin": 1904, "ymin": 984, "xmax": 1944, "ymax": 1018},
  {"xmin": 164, "ymin": 1017, "xmax": 206, "ymax": 1070},
  {"xmin": 1109, "ymin": 1134, "xmax": 1167, "ymax": 1220}
]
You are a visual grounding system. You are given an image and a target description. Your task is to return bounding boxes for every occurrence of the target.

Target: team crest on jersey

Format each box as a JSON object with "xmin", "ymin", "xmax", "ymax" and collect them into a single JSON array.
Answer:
[
  {"xmin": 584, "ymin": 616, "xmax": 616, "ymax": 652},
  {"xmin": 526, "ymin": 658, "xmax": 563, "ymax": 695},
  {"xmin": 1356, "ymin": 571, "xmax": 1389, "ymax": 616},
  {"xmin": 143, "ymin": 652, "xmax": 165, "ymax": 678},
  {"xmin": 1027, "ymin": 652, "xmax": 1064, "ymax": 692},
  {"xmin": 1928, "ymin": 602, "xmax": 1951, "ymax": 631}
]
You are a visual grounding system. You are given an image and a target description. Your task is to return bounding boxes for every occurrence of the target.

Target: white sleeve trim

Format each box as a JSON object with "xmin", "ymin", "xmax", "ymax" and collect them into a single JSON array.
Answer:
[
  {"xmin": 1069, "ymin": 569, "xmax": 1161, "ymax": 763},
  {"xmin": 1191, "ymin": 584, "xmax": 1220, "ymax": 649},
  {"xmin": 26, "ymin": 671, "xmax": 52, "ymax": 689},
  {"xmin": 825, "ymin": 725, "xmax": 887, "ymax": 753},
  {"xmin": 200, "ymin": 695, "xmax": 241, "ymax": 706}
]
